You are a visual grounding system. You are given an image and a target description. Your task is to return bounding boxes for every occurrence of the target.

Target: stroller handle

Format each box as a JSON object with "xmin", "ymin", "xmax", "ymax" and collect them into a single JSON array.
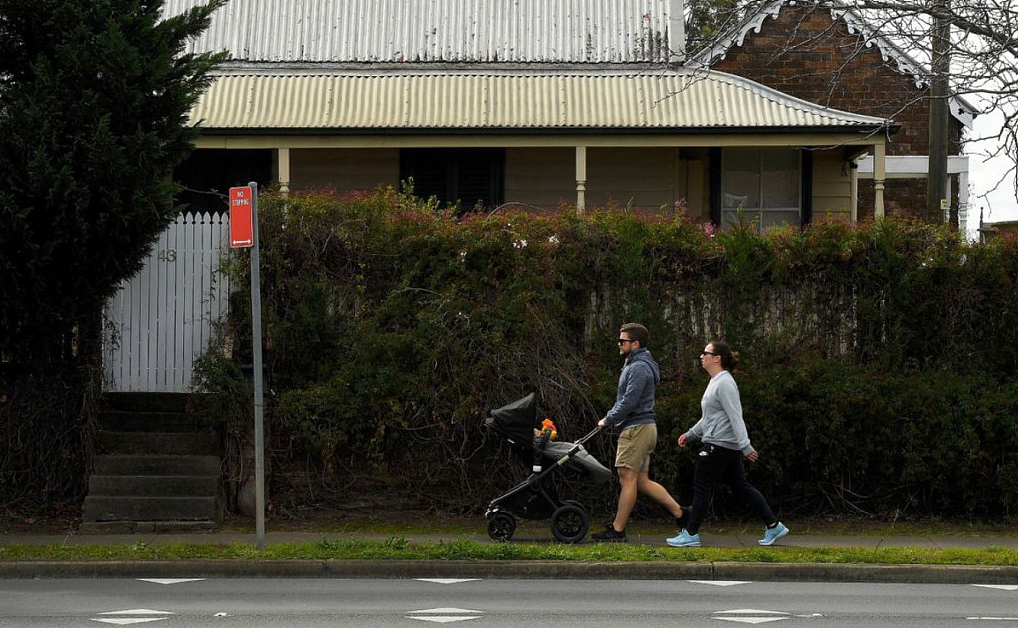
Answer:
[{"xmin": 574, "ymin": 425, "xmax": 603, "ymax": 446}]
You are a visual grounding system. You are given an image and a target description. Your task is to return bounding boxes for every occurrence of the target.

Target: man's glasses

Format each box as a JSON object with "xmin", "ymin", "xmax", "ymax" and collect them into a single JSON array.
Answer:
[{"xmin": 618, "ymin": 338, "xmax": 635, "ymax": 345}]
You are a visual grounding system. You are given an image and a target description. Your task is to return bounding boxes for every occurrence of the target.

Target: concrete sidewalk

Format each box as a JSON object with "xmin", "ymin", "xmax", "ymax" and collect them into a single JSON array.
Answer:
[
  {"xmin": 3, "ymin": 522, "xmax": 1018, "ymax": 583},
  {"xmin": 3, "ymin": 526, "xmax": 1018, "ymax": 551}
]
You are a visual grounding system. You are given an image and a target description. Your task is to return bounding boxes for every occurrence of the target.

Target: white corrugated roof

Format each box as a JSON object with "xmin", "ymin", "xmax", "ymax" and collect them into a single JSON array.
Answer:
[
  {"xmin": 163, "ymin": 0, "xmax": 676, "ymax": 63},
  {"xmin": 189, "ymin": 68, "xmax": 890, "ymax": 131}
]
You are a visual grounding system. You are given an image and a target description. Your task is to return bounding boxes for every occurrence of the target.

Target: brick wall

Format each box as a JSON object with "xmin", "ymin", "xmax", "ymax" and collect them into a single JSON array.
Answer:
[{"xmin": 711, "ymin": 6, "xmax": 963, "ymax": 219}]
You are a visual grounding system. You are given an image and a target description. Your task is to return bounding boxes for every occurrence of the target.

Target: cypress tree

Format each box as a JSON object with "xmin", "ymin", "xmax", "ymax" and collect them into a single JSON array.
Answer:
[{"xmin": 0, "ymin": 0, "xmax": 227, "ymax": 370}]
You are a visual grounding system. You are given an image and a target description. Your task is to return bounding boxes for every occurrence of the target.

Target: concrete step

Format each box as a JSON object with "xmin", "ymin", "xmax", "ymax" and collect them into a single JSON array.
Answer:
[
  {"xmin": 82, "ymin": 495, "xmax": 218, "ymax": 522},
  {"xmin": 99, "ymin": 410, "xmax": 210, "ymax": 433},
  {"xmin": 93, "ymin": 454, "xmax": 220, "ymax": 476},
  {"xmin": 87, "ymin": 474, "xmax": 219, "ymax": 497},
  {"xmin": 87, "ymin": 393, "xmax": 223, "ymax": 530},
  {"xmin": 105, "ymin": 392, "xmax": 190, "ymax": 413},
  {"xmin": 78, "ymin": 519, "xmax": 219, "ymax": 534},
  {"xmin": 99, "ymin": 431, "xmax": 218, "ymax": 455}
]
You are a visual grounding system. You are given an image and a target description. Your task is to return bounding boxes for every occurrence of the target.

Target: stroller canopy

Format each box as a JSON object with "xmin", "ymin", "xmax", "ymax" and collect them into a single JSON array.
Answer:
[{"xmin": 485, "ymin": 393, "xmax": 537, "ymax": 445}]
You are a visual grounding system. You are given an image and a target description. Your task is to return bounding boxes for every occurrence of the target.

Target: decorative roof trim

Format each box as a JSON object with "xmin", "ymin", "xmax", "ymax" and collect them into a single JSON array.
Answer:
[{"xmin": 691, "ymin": 0, "xmax": 974, "ymax": 128}]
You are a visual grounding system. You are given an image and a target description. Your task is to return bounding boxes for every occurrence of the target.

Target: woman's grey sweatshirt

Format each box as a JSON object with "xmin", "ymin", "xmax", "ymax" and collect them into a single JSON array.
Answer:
[{"xmin": 683, "ymin": 370, "xmax": 756, "ymax": 456}]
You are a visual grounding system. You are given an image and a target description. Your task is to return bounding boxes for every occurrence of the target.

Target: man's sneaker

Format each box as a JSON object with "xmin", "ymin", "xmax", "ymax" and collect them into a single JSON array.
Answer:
[
  {"xmin": 758, "ymin": 522, "xmax": 789, "ymax": 546},
  {"xmin": 592, "ymin": 525, "xmax": 627, "ymax": 543},
  {"xmin": 666, "ymin": 529, "xmax": 701, "ymax": 547}
]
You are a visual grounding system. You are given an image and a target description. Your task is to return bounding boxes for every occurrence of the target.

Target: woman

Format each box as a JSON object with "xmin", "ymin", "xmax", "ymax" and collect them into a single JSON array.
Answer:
[{"xmin": 666, "ymin": 340, "xmax": 789, "ymax": 547}]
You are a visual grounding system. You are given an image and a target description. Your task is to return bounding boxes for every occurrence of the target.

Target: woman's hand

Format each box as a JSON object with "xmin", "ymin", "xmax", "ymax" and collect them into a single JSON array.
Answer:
[
  {"xmin": 677, "ymin": 433, "xmax": 689, "ymax": 448},
  {"xmin": 746, "ymin": 450, "xmax": 759, "ymax": 462}
]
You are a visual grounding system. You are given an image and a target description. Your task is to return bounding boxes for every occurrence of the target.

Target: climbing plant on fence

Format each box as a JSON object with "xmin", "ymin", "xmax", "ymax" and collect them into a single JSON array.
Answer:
[{"xmin": 194, "ymin": 187, "xmax": 1018, "ymax": 520}]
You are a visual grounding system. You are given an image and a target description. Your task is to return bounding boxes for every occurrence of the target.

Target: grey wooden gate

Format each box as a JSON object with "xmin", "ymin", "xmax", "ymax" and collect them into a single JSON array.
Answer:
[{"xmin": 103, "ymin": 212, "xmax": 231, "ymax": 392}]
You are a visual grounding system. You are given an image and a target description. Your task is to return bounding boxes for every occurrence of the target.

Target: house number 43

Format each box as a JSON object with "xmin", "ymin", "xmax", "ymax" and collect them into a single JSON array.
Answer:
[{"xmin": 158, "ymin": 249, "xmax": 177, "ymax": 262}]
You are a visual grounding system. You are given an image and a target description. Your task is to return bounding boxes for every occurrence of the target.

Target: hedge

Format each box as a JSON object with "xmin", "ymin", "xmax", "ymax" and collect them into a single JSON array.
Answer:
[{"xmin": 194, "ymin": 187, "xmax": 1018, "ymax": 521}]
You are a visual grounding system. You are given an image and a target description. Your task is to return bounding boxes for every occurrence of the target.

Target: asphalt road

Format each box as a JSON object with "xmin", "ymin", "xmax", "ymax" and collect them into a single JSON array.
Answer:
[{"xmin": 2, "ymin": 577, "xmax": 1018, "ymax": 627}]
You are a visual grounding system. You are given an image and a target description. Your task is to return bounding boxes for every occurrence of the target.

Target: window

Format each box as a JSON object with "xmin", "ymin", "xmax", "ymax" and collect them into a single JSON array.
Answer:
[
  {"xmin": 174, "ymin": 149, "xmax": 272, "ymax": 215},
  {"xmin": 400, "ymin": 148, "xmax": 505, "ymax": 213},
  {"xmin": 721, "ymin": 149, "xmax": 802, "ymax": 230}
]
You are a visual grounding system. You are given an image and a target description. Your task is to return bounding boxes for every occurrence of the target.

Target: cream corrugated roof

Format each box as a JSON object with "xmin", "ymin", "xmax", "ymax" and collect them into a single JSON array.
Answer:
[
  {"xmin": 189, "ymin": 69, "xmax": 889, "ymax": 132},
  {"xmin": 164, "ymin": 0, "xmax": 675, "ymax": 63}
]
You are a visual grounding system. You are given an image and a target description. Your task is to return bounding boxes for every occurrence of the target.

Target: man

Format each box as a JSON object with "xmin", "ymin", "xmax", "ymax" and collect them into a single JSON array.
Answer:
[{"xmin": 593, "ymin": 323, "xmax": 684, "ymax": 542}]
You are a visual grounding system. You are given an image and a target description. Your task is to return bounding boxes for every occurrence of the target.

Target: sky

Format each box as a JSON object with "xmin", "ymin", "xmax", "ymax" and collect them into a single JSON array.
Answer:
[{"xmin": 965, "ymin": 107, "xmax": 1018, "ymax": 239}]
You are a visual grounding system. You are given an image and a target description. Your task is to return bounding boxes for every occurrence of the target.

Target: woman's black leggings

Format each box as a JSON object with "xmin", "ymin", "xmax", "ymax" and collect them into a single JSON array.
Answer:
[{"xmin": 685, "ymin": 443, "xmax": 776, "ymax": 535}]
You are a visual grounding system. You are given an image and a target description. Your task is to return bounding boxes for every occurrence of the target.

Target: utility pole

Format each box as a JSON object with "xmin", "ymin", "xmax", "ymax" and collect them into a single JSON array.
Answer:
[{"xmin": 927, "ymin": 0, "xmax": 951, "ymax": 225}]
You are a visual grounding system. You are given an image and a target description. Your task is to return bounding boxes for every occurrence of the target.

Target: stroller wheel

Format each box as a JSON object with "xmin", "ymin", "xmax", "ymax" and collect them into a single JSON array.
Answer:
[
  {"xmin": 486, "ymin": 511, "xmax": 516, "ymax": 542},
  {"xmin": 550, "ymin": 502, "xmax": 589, "ymax": 544}
]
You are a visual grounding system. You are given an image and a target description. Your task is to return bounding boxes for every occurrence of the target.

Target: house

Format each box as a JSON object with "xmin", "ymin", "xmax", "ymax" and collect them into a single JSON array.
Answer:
[
  {"xmin": 692, "ymin": 0, "xmax": 976, "ymax": 231},
  {"xmin": 979, "ymin": 217, "xmax": 1018, "ymax": 243},
  {"xmin": 168, "ymin": 0, "xmax": 898, "ymax": 231}
]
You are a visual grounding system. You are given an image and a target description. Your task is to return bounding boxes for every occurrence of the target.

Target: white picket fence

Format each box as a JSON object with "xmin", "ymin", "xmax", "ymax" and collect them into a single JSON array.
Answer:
[{"xmin": 103, "ymin": 212, "xmax": 231, "ymax": 392}]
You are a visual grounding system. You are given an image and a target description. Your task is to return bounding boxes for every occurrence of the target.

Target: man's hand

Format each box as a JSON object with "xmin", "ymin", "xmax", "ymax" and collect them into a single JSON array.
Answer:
[{"xmin": 677, "ymin": 433, "xmax": 689, "ymax": 447}]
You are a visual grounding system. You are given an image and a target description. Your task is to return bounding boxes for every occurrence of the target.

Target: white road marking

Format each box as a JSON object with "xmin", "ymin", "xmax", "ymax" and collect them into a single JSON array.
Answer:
[
  {"xmin": 966, "ymin": 618, "xmax": 1018, "ymax": 621},
  {"xmin": 91, "ymin": 609, "xmax": 174, "ymax": 624},
  {"xmin": 407, "ymin": 607, "xmax": 485, "ymax": 623},
  {"xmin": 137, "ymin": 578, "xmax": 206, "ymax": 585},
  {"xmin": 974, "ymin": 585, "xmax": 1018, "ymax": 591},
  {"xmin": 416, "ymin": 578, "xmax": 481, "ymax": 584},
  {"xmin": 714, "ymin": 609, "xmax": 790, "ymax": 624},
  {"xmin": 690, "ymin": 580, "xmax": 751, "ymax": 587}
]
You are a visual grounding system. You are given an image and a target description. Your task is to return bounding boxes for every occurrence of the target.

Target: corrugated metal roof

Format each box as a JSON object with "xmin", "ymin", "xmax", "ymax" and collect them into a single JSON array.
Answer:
[
  {"xmin": 189, "ymin": 69, "xmax": 890, "ymax": 131},
  {"xmin": 163, "ymin": 0, "xmax": 675, "ymax": 63}
]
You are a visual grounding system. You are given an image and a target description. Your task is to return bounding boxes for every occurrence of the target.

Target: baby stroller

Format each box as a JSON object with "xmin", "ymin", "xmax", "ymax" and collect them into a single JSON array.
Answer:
[{"xmin": 482, "ymin": 393, "xmax": 611, "ymax": 543}]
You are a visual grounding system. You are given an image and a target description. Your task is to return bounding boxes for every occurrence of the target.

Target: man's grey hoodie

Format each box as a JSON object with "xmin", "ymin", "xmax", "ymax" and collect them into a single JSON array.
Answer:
[{"xmin": 603, "ymin": 347, "xmax": 660, "ymax": 431}]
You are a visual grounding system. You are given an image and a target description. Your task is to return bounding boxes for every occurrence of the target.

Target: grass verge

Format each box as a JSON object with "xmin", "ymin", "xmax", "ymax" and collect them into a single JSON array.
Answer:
[{"xmin": 2, "ymin": 538, "xmax": 1018, "ymax": 565}]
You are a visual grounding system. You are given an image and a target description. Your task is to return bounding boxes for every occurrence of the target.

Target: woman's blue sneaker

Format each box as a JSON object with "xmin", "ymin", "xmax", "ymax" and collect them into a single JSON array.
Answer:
[
  {"xmin": 666, "ymin": 529, "xmax": 701, "ymax": 547},
  {"xmin": 758, "ymin": 522, "xmax": 789, "ymax": 546}
]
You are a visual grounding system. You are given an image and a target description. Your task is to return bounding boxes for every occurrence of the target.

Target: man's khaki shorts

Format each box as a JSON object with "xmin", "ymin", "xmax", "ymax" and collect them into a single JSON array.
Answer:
[{"xmin": 615, "ymin": 423, "xmax": 657, "ymax": 473}]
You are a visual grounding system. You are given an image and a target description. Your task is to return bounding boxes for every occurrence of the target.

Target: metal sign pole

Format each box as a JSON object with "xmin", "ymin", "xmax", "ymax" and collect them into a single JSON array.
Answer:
[{"xmin": 248, "ymin": 181, "xmax": 266, "ymax": 551}]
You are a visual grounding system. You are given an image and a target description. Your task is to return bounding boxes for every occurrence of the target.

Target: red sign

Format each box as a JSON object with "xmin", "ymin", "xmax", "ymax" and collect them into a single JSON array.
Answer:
[{"xmin": 229, "ymin": 186, "xmax": 254, "ymax": 248}]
